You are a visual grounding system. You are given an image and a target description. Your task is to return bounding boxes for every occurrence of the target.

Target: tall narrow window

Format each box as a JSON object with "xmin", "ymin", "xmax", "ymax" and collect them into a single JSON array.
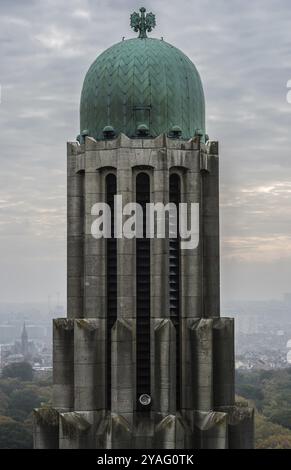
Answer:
[
  {"xmin": 106, "ymin": 173, "xmax": 117, "ymax": 410},
  {"xmin": 169, "ymin": 173, "xmax": 181, "ymax": 409},
  {"xmin": 136, "ymin": 172, "xmax": 151, "ymax": 410}
]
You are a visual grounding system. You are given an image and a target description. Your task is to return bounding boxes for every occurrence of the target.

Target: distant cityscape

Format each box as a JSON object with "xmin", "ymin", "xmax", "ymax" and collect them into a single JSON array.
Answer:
[
  {"xmin": 224, "ymin": 293, "xmax": 291, "ymax": 370},
  {"xmin": 0, "ymin": 298, "xmax": 65, "ymax": 375},
  {"xmin": 0, "ymin": 295, "xmax": 291, "ymax": 375}
]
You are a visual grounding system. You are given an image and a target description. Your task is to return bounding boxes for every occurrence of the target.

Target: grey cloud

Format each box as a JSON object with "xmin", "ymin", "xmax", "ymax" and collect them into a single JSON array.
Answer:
[{"xmin": 0, "ymin": 0, "xmax": 290, "ymax": 302}]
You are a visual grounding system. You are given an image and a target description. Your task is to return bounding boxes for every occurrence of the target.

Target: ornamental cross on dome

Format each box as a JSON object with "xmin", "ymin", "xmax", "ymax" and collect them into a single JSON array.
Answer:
[{"xmin": 130, "ymin": 7, "xmax": 156, "ymax": 39}]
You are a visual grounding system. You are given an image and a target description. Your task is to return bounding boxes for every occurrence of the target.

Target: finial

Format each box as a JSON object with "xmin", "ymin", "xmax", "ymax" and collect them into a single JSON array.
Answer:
[{"xmin": 130, "ymin": 7, "xmax": 156, "ymax": 39}]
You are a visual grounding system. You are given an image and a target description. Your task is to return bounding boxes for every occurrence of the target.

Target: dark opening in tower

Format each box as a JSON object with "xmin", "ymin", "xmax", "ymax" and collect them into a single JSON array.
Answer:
[
  {"xmin": 136, "ymin": 172, "xmax": 151, "ymax": 410},
  {"xmin": 106, "ymin": 173, "xmax": 117, "ymax": 410},
  {"xmin": 169, "ymin": 173, "xmax": 181, "ymax": 410}
]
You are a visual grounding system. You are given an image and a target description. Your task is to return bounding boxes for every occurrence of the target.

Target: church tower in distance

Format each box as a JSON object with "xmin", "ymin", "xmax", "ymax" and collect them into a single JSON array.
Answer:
[{"xmin": 34, "ymin": 8, "xmax": 254, "ymax": 449}]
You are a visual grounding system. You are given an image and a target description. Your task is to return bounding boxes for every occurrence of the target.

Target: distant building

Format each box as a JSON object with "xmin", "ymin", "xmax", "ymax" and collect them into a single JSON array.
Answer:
[
  {"xmin": 0, "ymin": 322, "xmax": 39, "ymax": 368},
  {"xmin": 284, "ymin": 293, "xmax": 291, "ymax": 306},
  {"xmin": 0, "ymin": 344, "xmax": 14, "ymax": 369},
  {"xmin": 0, "ymin": 324, "xmax": 19, "ymax": 343},
  {"xmin": 21, "ymin": 323, "xmax": 29, "ymax": 360}
]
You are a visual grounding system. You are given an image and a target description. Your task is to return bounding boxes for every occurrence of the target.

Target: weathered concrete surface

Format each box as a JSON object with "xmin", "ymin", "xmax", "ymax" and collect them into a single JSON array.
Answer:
[
  {"xmin": 53, "ymin": 319, "xmax": 74, "ymax": 410},
  {"xmin": 34, "ymin": 135, "xmax": 254, "ymax": 449},
  {"xmin": 33, "ymin": 407, "xmax": 59, "ymax": 449},
  {"xmin": 192, "ymin": 410, "xmax": 228, "ymax": 449},
  {"xmin": 74, "ymin": 319, "xmax": 106, "ymax": 411}
]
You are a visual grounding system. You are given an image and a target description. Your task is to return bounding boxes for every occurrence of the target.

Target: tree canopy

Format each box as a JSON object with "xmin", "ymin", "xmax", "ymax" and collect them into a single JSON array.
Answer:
[{"xmin": 2, "ymin": 362, "xmax": 33, "ymax": 381}]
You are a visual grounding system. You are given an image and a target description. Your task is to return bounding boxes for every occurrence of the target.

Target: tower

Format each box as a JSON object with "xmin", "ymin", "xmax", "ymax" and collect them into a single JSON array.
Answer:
[
  {"xmin": 34, "ymin": 8, "xmax": 254, "ymax": 449},
  {"xmin": 21, "ymin": 322, "xmax": 29, "ymax": 361}
]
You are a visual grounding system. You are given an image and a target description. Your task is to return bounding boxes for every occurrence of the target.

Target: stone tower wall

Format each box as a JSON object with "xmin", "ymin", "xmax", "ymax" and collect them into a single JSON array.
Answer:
[{"xmin": 34, "ymin": 134, "xmax": 254, "ymax": 449}]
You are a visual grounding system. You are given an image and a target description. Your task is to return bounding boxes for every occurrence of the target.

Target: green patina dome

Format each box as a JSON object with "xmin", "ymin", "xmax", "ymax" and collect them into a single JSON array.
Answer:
[{"xmin": 80, "ymin": 14, "xmax": 205, "ymax": 140}]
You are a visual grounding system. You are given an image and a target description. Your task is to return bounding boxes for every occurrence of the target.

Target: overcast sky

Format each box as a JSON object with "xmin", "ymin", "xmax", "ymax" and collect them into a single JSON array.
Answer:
[{"xmin": 0, "ymin": 0, "xmax": 290, "ymax": 304}]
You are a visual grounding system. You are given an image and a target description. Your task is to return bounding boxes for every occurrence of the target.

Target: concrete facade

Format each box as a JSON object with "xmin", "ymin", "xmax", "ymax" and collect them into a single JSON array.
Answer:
[{"xmin": 34, "ymin": 134, "xmax": 254, "ymax": 449}]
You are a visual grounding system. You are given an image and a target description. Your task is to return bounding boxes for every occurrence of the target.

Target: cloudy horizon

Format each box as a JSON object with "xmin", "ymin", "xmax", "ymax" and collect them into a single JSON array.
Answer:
[{"xmin": 0, "ymin": 0, "xmax": 291, "ymax": 304}]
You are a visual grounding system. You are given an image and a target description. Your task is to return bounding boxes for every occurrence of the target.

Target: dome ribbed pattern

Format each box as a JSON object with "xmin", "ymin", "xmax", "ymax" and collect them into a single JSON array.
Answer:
[{"xmin": 80, "ymin": 38, "xmax": 205, "ymax": 140}]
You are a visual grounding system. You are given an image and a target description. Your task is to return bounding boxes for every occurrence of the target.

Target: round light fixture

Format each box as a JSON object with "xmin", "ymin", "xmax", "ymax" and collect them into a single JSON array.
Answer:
[{"xmin": 139, "ymin": 394, "xmax": 151, "ymax": 406}]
